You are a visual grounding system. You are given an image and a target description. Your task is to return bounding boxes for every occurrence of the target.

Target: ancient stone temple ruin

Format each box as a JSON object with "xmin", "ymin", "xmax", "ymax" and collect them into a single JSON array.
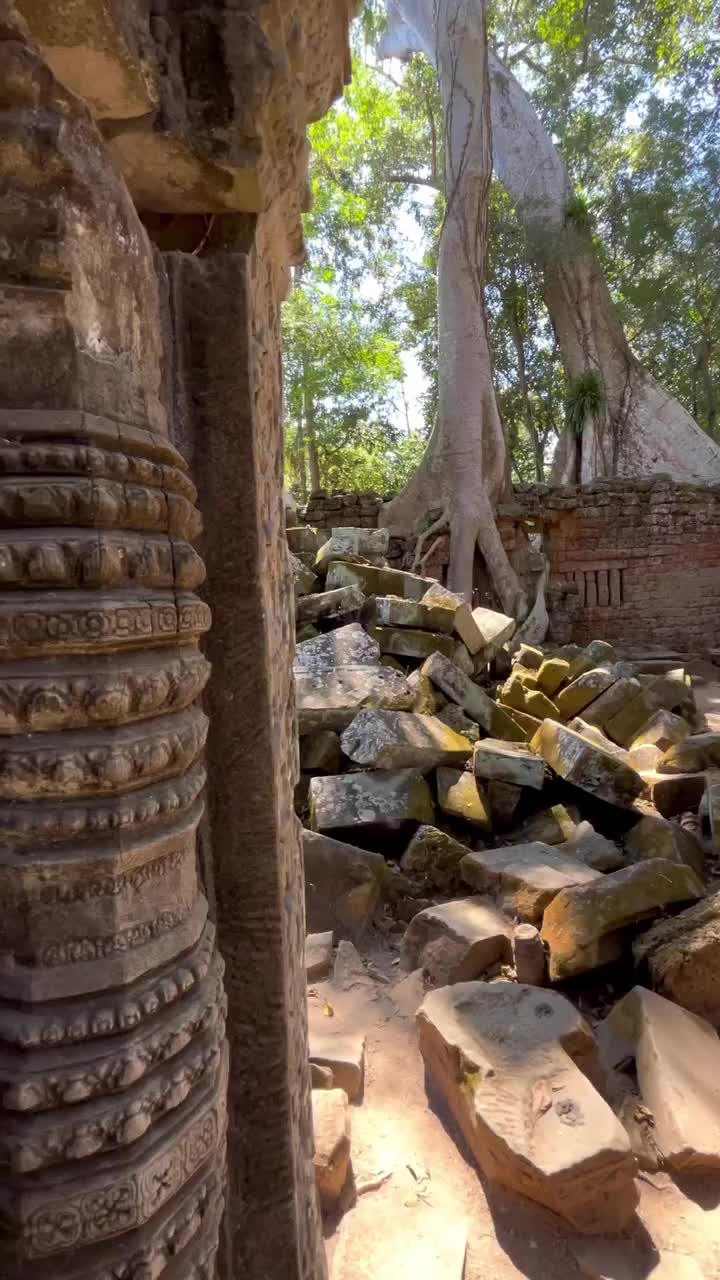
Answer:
[{"xmin": 0, "ymin": 3, "xmax": 355, "ymax": 1278}]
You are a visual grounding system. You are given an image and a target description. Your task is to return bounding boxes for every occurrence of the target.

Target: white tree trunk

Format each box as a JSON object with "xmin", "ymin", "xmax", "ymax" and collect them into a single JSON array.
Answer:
[
  {"xmin": 487, "ymin": 51, "xmax": 720, "ymax": 483},
  {"xmin": 380, "ymin": 0, "xmax": 526, "ymax": 615}
]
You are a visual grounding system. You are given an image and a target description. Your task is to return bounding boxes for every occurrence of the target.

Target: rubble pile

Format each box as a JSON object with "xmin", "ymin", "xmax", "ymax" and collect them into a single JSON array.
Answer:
[{"xmin": 290, "ymin": 523, "xmax": 720, "ymax": 1231}]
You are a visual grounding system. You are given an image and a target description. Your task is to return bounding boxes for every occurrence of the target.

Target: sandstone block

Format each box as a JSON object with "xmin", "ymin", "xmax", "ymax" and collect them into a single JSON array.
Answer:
[
  {"xmin": 310, "ymin": 769, "xmax": 434, "ymax": 833},
  {"xmin": 312, "ymin": 1088, "xmax": 352, "ymax": 1210},
  {"xmin": 485, "ymin": 779, "xmax": 523, "ymax": 828},
  {"xmin": 340, "ymin": 710, "xmax": 471, "ymax": 771},
  {"xmin": 326, "ymin": 560, "xmax": 436, "ymax": 600},
  {"xmin": 647, "ymin": 770, "xmax": 707, "ymax": 817},
  {"xmin": 606, "ymin": 671, "xmax": 693, "ymax": 746},
  {"xmin": 436, "ymin": 704, "xmax": 480, "ymax": 743},
  {"xmin": 295, "ymin": 666, "xmax": 414, "ymax": 733},
  {"xmin": 473, "ymin": 737, "xmax": 545, "ymax": 790},
  {"xmin": 469, "ymin": 606, "xmax": 516, "ymax": 656},
  {"xmin": 557, "ymin": 667, "xmax": 620, "ymax": 719},
  {"xmin": 710, "ymin": 771, "xmax": 720, "ymax": 852},
  {"xmin": 306, "ymin": 931, "xmax": 334, "ymax": 981},
  {"xmin": 295, "ymin": 621, "xmax": 379, "ymax": 673},
  {"xmin": 628, "ymin": 743, "xmax": 664, "ymax": 774},
  {"xmin": 417, "ymin": 983, "xmax": 637, "ymax": 1232},
  {"xmin": 531, "ymin": 721, "xmax": 644, "ymax": 808},
  {"xmin": 524, "ymin": 689, "xmax": 562, "ymax": 721},
  {"xmin": 407, "ymin": 668, "xmax": 445, "ymax": 715},
  {"xmin": 364, "ymin": 594, "xmax": 455, "ymax": 633},
  {"xmin": 537, "ymin": 657, "xmax": 570, "ymax": 696},
  {"xmin": 633, "ymin": 891, "xmax": 720, "ymax": 1024},
  {"xmin": 309, "ymin": 1030, "xmax": 365, "ymax": 1100},
  {"xmin": 512, "ymin": 922, "xmax": 547, "ymax": 985},
  {"xmin": 630, "ymin": 708, "xmax": 690, "ymax": 752},
  {"xmin": 401, "ymin": 824, "xmax": 472, "ymax": 890},
  {"xmin": 580, "ymin": 676, "xmax": 643, "ymax": 729},
  {"xmin": 300, "ymin": 729, "xmax": 342, "ymax": 774},
  {"xmin": 600, "ymin": 987, "xmax": 720, "ymax": 1169},
  {"xmin": 516, "ymin": 644, "xmax": 544, "ymax": 670},
  {"xmin": 460, "ymin": 843, "xmax": 601, "ymax": 922},
  {"xmin": 498, "ymin": 704, "xmax": 543, "ymax": 742},
  {"xmin": 401, "ymin": 896, "xmax": 512, "ymax": 984},
  {"xmin": 516, "ymin": 803, "xmax": 580, "ymax": 846},
  {"xmin": 289, "ymin": 549, "xmax": 317, "ymax": 597},
  {"xmin": 436, "ymin": 767, "xmax": 491, "ymax": 830},
  {"xmin": 423, "ymin": 652, "xmax": 524, "ymax": 741},
  {"xmin": 296, "ymin": 584, "xmax": 365, "ymax": 625},
  {"xmin": 421, "ymin": 583, "xmax": 481, "ymax": 654},
  {"xmin": 563, "ymin": 823, "xmax": 625, "ymax": 871},
  {"xmin": 315, "ymin": 525, "xmax": 389, "ymax": 572},
  {"xmin": 366, "ymin": 623, "xmax": 455, "ymax": 661},
  {"xmin": 500, "ymin": 671, "xmax": 527, "ymax": 711},
  {"xmin": 513, "ymin": 667, "xmax": 539, "ymax": 690},
  {"xmin": 625, "ymin": 814, "xmax": 704, "ymax": 878},
  {"xmin": 568, "ymin": 719, "xmax": 632, "ymax": 761},
  {"xmin": 658, "ymin": 731, "xmax": 720, "ymax": 774},
  {"xmin": 303, "ymin": 830, "xmax": 386, "ymax": 942},
  {"xmin": 541, "ymin": 860, "xmax": 703, "ymax": 980},
  {"xmin": 287, "ymin": 525, "xmax": 321, "ymax": 554},
  {"xmin": 568, "ymin": 640, "xmax": 617, "ymax": 681}
]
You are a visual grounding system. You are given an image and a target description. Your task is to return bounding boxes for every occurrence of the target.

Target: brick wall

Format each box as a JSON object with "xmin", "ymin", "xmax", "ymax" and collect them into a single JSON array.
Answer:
[
  {"xmin": 498, "ymin": 479, "xmax": 720, "ymax": 652},
  {"xmin": 298, "ymin": 480, "xmax": 720, "ymax": 652}
]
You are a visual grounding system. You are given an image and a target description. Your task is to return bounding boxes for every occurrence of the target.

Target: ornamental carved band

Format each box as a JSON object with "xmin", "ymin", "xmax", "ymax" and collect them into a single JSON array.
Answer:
[{"xmin": 0, "ymin": 23, "xmax": 227, "ymax": 1280}]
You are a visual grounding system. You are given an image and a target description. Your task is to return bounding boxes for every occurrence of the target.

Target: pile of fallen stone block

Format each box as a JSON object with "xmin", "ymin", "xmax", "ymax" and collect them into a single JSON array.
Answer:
[{"xmin": 289, "ymin": 521, "xmax": 720, "ymax": 1230}]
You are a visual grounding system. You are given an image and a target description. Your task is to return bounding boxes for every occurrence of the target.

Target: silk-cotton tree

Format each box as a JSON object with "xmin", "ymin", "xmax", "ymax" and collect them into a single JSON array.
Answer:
[{"xmin": 379, "ymin": 0, "xmax": 528, "ymax": 613}]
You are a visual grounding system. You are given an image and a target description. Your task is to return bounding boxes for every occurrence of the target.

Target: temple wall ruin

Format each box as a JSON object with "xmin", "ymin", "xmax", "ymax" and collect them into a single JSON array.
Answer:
[{"xmin": 300, "ymin": 478, "xmax": 720, "ymax": 652}]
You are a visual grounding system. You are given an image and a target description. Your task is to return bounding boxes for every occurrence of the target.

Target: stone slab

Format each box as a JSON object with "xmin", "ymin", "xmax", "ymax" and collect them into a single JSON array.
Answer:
[
  {"xmin": 305, "ymin": 931, "xmax": 334, "ymax": 981},
  {"xmin": 557, "ymin": 667, "xmax": 621, "ymax": 719},
  {"xmin": 326, "ymin": 560, "xmax": 437, "ymax": 601},
  {"xmin": 296, "ymin": 584, "xmax": 365, "ymax": 625},
  {"xmin": 633, "ymin": 890, "xmax": 720, "ymax": 1025},
  {"xmin": 365, "ymin": 624, "xmax": 456, "ymax": 661},
  {"xmin": 531, "ymin": 720, "xmax": 644, "ymax": 808},
  {"xmin": 364, "ymin": 594, "xmax": 455, "ymax": 633},
  {"xmin": 400, "ymin": 824, "xmax": 472, "ymax": 891},
  {"xmin": 625, "ymin": 814, "xmax": 704, "ymax": 878},
  {"xmin": 401, "ymin": 896, "xmax": 512, "ymax": 984},
  {"xmin": 436, "ymin": 767, "xmax": 491, "ymax": 830},
  {"xmin": 580, "ymin": 676, "xmax": 643, "ymax": 730},
  {"xmin": 309, "ymin": 769, "xmax": 434, "ymax": 833},
  {"xmin": 340, "ymin": 710, "xmax": 471, "ymax": 770},
  {"xmin": 417, "ymin": 983, "xmax": 636, "ymax": 1232},
  {"xmin": 302, "ymin": 829, "xmax": 386, "ymax": 942},
  {"xmin": 294, "ymin": 622, "xmax": 380, "ymax": 674},
  {"xmin": 541, "ymin": 860, "xmax": 703, "ymax": 980},
  {"xmin": 461, "ymin": 842, "xmax": 601, "ymax": 922},
  {"xmin": 423, "ymin": 651, "xmax": 524, "ymax": 741},
  {"xmin": 630, "ymin": 709, "xmax": 690, "ymax": 752},
  {"xmin": 658, "ymin": 731, "xmax": 720, "ymax": 774},
  {"xmin": 473, "ymin": 737, "xmax": 545, "ymax": 790},
  {"xmin": 312, "ymin": 1088, "xmax": 352, "ymax": 1210},
  {"xmin": 309, "ymin": 1030, "xmax": 365, "ymax": 1101},
  {"xmin": 295, "ymin": 666, "xmax": 414, "ymax": 733}
]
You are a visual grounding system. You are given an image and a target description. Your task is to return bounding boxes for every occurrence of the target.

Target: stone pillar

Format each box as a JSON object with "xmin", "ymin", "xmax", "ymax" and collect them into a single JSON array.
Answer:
[
  {"xmin": 0, "ymin": 20, "xmax": 226, "ymax": 1279},
  {"xmin": 165, "ymin": 231, "xmax": 326, "ymax": 1280}
]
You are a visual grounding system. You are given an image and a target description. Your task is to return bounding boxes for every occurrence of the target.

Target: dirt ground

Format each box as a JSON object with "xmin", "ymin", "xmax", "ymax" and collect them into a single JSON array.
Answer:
[{"xmin": 313, "ymin": 665, "xmax": 720, "ymax": 1280}]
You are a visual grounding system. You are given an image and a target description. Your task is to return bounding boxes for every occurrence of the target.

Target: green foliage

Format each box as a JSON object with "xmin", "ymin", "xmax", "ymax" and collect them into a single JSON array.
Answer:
[
  {"xmin": 564, "ymin": 371, "xmax": 606, "ymax": 435},
  {"xmin": 565, "ymin": 192, "xmax": 592, "ymax": 231}
]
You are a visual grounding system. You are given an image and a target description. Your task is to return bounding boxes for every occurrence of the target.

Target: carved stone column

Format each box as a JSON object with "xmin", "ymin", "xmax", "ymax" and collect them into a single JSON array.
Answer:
[{"xmin": 0, "ymin": 17, "xmax": 226, "ymax": 1279}]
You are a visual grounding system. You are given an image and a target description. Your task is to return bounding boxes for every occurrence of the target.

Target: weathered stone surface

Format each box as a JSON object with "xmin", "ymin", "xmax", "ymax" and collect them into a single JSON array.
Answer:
[
  {"xmin": 437, "ymin": 768, "xmax": 492, "ymax": 830},
  {"xmin": 473, "ymin": 737, "xmax": 545, "ymax": 790},
  {"xmin": 421, "ymin": 582, "xmax": 480, "ymax": 652},
  {"xmin": 580, "ymin": 676, "xmax": 643, "ymax": 730},
  {"xmin": 516, "ymin": 804, "xmax": 580, "ymax": 845},
  {"xmin": 300, "ymin": 729, "xmax": 343, "ymax": 774},
  {"xmin": 296, "ymin": 667, "xmax": 414, "ymax": 733},
  {"xmin": 310, "ymin": 1063, "xmax": 334, "ymax": 1089},
  {"xmin": 423, "ymin": 652, "xmax": 524, "ymax": 741},
  {"xmin": 524, "ymin": 688, "xmax": 562, "ymax": 721},
  {"xmin": 364, "ymin": 594, "xmax": 455, "ymax": 633},
  {"xmin": 326, "ymin": 560, "xmax": 436, "ymax": 600},
  {"xmin": 309, "ymin": 1031, "xmax": 365, "ymax": 1101},
  {"xmin": 628, "ymin": 743, "xmax": 664, "ymax": 774},
  {"xmin": 316, "ymin": 526, "xmax": 389, "ymax": 571},
  {"xmin": 568, "ymin": 640, "xmax": 617, "ymax": 681},
  {"xmin": 542, "ymin": 860, "xmax": 703, "ymax": 980},
  {"xmin": 710, "ymin": 770, "xmax": 720, "ymax": 853},
  {"xmin": 461, "ymin": 843, "xmax": 601, "ymax": 922},
  {"xmin": 366, "ymin": 623, "xmax": 456, "ymax": 660},
  {"xmin": 290, "ymin": 549, "xmax": 318, "ymax": 596},
  {"xmin": 340, "ymin": 709, "xmax": 471, "ymax": 770},
  {"xmin": 512, "ymin": 922, "xmax": 547, "ymax": 985},
  {"xmin": 306, "ymin": 931, "xmax": 334, "ymax": 981},
  {"xmin": 562, "ymin": 823, "xmax": 625, "ymax": 871},
  {"xmin": 287, "ymin": 525, "xmax": 321, "ymax": 555},
  {"xmin": 436, "ymin": 704, "xmax": 480, "ymax": 743},
  {"xmin": 537, "ymin": 657, "xmax": 570, "ymax": 695},
  {"xmin": 625, "ymin": 814, "xmax": 704, "ymax": 877},
  {"xmin": 310, "ymin": 769, "xmax": 434, "ymax": 833},
  {"xmin": 532, "ymin": 721, "xmax": 644, "ymax": 808},
  {"xmin": 470, "ymin": 606, "xmax": 516, "ymax": 656},
  {"xmin": 566, "ymin": 718, "xmax": 632, "ymax": 761},
  {"xmin": 295, "ymin": 622, "xmax": 379, "ymax": 673},
  {"xmin": 312, "ymin": 1088, "xmax": 352, "ymax": 1210},
  {"xmin": 516, "ymin": 644, "xmax": 544, "ymax": 670},
  {"xmin": 557, "ymin": 667, "xmax": 621, "ymax": 719},
  {"xmin": 417, "ymin": 983, "xmax": 637, "ymax": 1232},
  {"xmin": 408, "ymin": 667, "xmax": 445, "ymax": 715},
  {"xmin": 630, "ymin": 708, "xmax": 690, "ymax": 752},
  {"xmin": 302, "ymin": 830, "xmax": 386, "ymax": 942},
  {"xmin": 601, "ymin": 987, "xmax": 720, "ymax": 1169},
  {"xmin": 400, "ymin": 825, "xmax": 472, "ymax": 890},
  {"xmin": 606, "ymin": 671, "xmax": 693, "ymax": 746},
  {"xmin": 658, "ymin": 731, "xmax": 720, "ymax": 774},
  {"xmin": 499, "ymin": 704, "xmax": 543, "ymax": 742},
  {"xmin": 296, "ymin": 584, "xmax": 365, "ymax": 625},
  {"xmin": 401, "ymin": 897, "xmax": 512, "ymax": 983},
  {"xmin": 633, "ymin": 891, "xmax": 720, "ymax": 1024}
]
